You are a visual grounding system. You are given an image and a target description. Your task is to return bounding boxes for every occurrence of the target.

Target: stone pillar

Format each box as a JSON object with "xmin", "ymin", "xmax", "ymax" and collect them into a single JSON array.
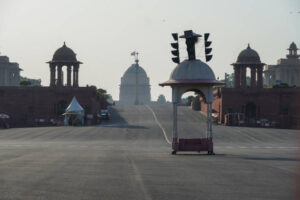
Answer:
[
  {"xmin": 241, "ymin": 66, "xmax": 247, "ymax": 88},
  {"xmin": 67, "ymin": 65, "xmax": 72, "ymax": 87},
  {"xmin": 250, "ymin": 66, "xmax": 256, "ymax": 88},
  {"xmin": 76, "ymin": 69, "xmax": 79, "ymax": 87},
  {"xmin": 272, "ymin": 71, "xmax": 276, "ymax": 85},
  {"xmin": 207, "ymin": 103, "xmax": 212, "ymax": 139},
  {"xmin": 73, "ymin": 66, "xmax": 76, "ymax": 87},
  {"xmin": 173, "ymin": 102, "xmax": 178, "ymax": 140},
  {"xmin": 50, "ymin": 64, "xmax": 56, "ymax": 87},
  {"xmin": 73, "ymin": 64, "xmax": 79, "ymax": 87},
  {"xmin": 57, "ymin": 65, "xmax": 63, "ymax": 87},
  {"xmin": 264, "ymin": 71, "xmax": 269, "ymax": 86},
  {"xmin": 257, "ymin": 66, "xmax": 263, "ymax": 88},
  {"xmin": 234, "ymin": 65, "xmax": 241, "ymax": 88}
]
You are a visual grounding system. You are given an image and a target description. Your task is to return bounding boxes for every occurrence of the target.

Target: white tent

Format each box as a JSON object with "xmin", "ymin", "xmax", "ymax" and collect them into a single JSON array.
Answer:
[{"xmin": 64, "ymin": 96, "xmax": 85, "ymax": 125}]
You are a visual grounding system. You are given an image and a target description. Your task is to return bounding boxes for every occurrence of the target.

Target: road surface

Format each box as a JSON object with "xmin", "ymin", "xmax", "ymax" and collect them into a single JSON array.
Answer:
[{"xmin": 0, "ymin": 105, "xmax": 299, "ymax": 200}]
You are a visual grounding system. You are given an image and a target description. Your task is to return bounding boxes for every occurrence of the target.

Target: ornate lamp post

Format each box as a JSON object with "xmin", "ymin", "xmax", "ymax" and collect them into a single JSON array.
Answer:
[{"xmin": 160, "ymin": 30, "xmax": 223, "ymax": 154}]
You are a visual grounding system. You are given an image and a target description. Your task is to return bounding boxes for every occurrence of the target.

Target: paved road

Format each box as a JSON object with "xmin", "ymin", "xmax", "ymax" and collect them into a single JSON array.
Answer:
[{"xmin": 0, "ymin": 105, "xmax": 299, "ymax": 200}]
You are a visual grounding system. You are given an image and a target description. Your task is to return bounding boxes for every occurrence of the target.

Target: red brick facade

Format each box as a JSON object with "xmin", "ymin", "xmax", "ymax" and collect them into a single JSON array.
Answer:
[
  {"xmin": 203, "ymin": 88, "xmax": 300, "ymax": 129},
  {"xmin": 0, "ymin": 86, "xmax": 107, "ymax": 127}
]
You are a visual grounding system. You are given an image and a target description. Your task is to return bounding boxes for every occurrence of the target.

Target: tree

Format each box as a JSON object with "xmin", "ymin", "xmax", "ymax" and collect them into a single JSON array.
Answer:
[
  {"xmin": 95, "ymin": 88, "xmax": 110, "ymax": 100},
  {"xmin": 97, "ymin": 88, "xmax": 107, "ymax": 96},
  {"xmin": 157, "ymin": 95, "xmax": 166, "ymax": 104},
  {"xmin": 20, "ymin": 80, "xmax": 32, "ymax": 86},
  {"xmin": 186, "ymin": 96, "xmax": 195, "ymax": 106}
]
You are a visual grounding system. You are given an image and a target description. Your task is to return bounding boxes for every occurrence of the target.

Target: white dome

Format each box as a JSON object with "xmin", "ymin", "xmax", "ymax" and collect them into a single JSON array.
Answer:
[
  {"xmin": 121, "ymin": 64, "xmax": 150, "ymax": 85},
  {"xmin": 119, "ymin": 63, "xmax": 151, "ymax": 104},
  {"xmin": 170, "ymin": 59, "xmax": 216, "ymax": 80}
]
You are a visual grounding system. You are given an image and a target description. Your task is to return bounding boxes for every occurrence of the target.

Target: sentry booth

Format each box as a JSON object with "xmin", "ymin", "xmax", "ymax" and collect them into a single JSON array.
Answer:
[
  {"xmin": 160, "ymin": 30, "xmax": 223, "ymax": 154},
  {"xmin": 64, "ymin": 96, "xmax": 85, "ymax": 126}
]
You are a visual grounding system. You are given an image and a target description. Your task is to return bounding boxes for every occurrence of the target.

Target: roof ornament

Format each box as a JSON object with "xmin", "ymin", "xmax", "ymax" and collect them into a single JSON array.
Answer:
[
  {"xmin": 131, "ymin": 51, "xmax": 139, "ymax": 64},
  {"xmin": 287, "ymin": 42, "xmax": 299, "ymax": 59},
  {"xmin": 247, "ymin": 43, "xmax": 251, "ymax": 49},
  {"xmin": 63, "ymin": 41, "xmax": 66, "ymax": 47},
  {"xmin": 179, "ymin": 30, "xmax": 202, "ymax": 60}
]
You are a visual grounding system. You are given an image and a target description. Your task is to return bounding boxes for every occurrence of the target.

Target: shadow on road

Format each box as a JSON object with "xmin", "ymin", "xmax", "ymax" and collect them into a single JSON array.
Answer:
[
  {"xmin": 172, "ymin": 153, "xmax": 227, "ymax": 156},
  {"xmin": 101, "ymin": 124, "xmax": 148, "ymax": 129},
  {"xmin": 243, "ymin": 157, "xmax": 300, "ymax": 162},
  {"xmin": 101, "ymin": 106, "xmax": 148, "ymax": 130}
]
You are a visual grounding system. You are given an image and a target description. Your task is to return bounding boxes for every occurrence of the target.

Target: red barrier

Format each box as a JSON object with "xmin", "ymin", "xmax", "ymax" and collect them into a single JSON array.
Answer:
[{"xmin": 172, "ymin": 138, "xmax": 213, "ymax": 154}]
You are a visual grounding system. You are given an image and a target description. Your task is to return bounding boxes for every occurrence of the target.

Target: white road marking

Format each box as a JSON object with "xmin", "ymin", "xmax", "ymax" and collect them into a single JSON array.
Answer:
[
  {"xmin": 146, "ymin": 105, "xmax": 172, "ymax": 145},
  {"xmin": 215, "ymin": 146, "xmax": 299, "ymax": 149},
  {"xmin": 127, "ymin": 155, "xmax": 152, "ymax": 200}
]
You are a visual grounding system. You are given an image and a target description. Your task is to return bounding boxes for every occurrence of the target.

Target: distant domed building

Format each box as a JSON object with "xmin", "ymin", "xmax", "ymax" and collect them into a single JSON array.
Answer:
[
  {"xmin": 0, "ymin": 54, "xmax": 21, "ymax": 86},
  {"xmin": 264, "ymin": 42, "xmax": 300, "ymax": 87},
  {"xmin": 119, "ymin": 58, "xmax": 151, "ymax": 104}
]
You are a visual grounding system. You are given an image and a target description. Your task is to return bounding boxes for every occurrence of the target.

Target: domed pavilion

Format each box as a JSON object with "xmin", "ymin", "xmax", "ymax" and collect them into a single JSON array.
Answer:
[
  {"xmin": 160, "ymin": 30, "xmax": 223, "ymax": 154},
  {"xmin": 232, "ymin": 44, "xmax": 265, "ymax": 89},
  {"xmin": 47, "ymin": 42, "xmax": 82, "ymax": 87},
  {"xmin": 119, "ymin": 58, "xmax": 151, "ymax": 104}
]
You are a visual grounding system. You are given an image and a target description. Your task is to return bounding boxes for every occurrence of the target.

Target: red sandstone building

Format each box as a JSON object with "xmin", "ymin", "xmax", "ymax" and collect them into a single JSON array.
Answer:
[
  {"xmin": 0, "ymin": 43, "xmax": 107, "ymax": 127},
  {"xmin": 204, "ymin": 44, "xmax": 300, "ymax": 129}
]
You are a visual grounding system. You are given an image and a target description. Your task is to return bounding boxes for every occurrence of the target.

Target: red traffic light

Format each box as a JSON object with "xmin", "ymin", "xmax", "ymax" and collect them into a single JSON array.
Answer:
[
  {"xmin": 171, "ymin": 43, "xmax": 178, "ymax": 49},
  {"xmin": 172, "ymin": 33, "xmax": 178, "ymax": 41}
]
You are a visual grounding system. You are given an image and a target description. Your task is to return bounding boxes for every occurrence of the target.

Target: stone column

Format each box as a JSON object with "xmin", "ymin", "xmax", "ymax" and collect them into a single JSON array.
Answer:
[
  {"xmin": 73, "ymin": 66, "xmax": 76, "ymax": 87},
  {"xmin": 73, "ymin": 64, "xmax": 79, "ymax": 87},
  {"xmin": 257, "ymin": 65, "xmax": 263, "ymax": 88},
  {"xmin": 57, "ymin": 65, "xmax": 63, "ymax": 87},
  {"xmin": 264, "ymin": 71, "xmax": 269, "ymax": 86},
  {"xmin": 173, "ymin": 102, "xmax": 178, "ymax": 140},
  {"xmin": 76, "ymin": 69, "xmax": 79, "ymax": 87},
  {"xmin": 207, "ymin": 103, "xmax": 212, "ymax": 139},
  {"xmin": 50, "ymin": 64, "xmax": 56, "ymax": 87},
  {"xmin": 234, "ymin": 65, "xmax": 241, "ymax": 88},
  {"xmin": 67, "ymin": 65, "xmax": 72, "ymax": 87},
  {"xmin": 250, "ymin": 66, "xmax": 256, "ymax": 88},
  {"xmin": 271, "ymin": 71, "xmax": 276, "ymax": 85},
  {"xmin": 241, "ymin": 66, "xmax": 247, "ymax": 88}
]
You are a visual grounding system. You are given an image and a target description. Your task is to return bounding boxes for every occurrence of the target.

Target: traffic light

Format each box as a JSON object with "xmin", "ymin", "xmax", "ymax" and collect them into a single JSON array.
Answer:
[
  {"xmin": 204, "ymin": 33, "xmax": 213, "ymax": 62},
  {"xmin": 171, "ymin": 33, "xmax": 180, "ymax": 64}
]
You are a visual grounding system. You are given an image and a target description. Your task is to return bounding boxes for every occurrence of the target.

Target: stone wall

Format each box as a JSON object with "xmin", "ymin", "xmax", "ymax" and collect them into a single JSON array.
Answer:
[
  {"xmin": 0, "ymin": 86, "xmax": 107, "ymax": 127},
  {"xmin": 208, "ymin": 88, "xmax": 300, "ymax": 129}
]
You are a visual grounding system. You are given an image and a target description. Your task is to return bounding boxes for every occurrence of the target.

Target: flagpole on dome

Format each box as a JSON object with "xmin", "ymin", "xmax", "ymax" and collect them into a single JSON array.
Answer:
[
  {"xmin": 131, "ymin": 51, "xmax": 139, "ymax": 64},
  {"xmin": 131, "ymin": 51, "xmax": 139, "ymax": 105}
]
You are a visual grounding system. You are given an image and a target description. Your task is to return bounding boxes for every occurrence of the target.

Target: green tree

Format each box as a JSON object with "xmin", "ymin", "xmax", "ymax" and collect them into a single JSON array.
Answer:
[
  {"xmin": 20, "ymin": 80, "xmax": 32, "ymax": 86},
  {"xmin": 95, "ymin": 88, "xmax": 110, "ymax": 100}
]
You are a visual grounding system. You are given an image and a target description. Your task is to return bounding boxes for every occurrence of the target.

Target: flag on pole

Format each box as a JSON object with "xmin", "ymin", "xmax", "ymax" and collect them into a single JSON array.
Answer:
[{"xmin": 131, "ymin": 51, "xmax": 136, "ymax": 56}]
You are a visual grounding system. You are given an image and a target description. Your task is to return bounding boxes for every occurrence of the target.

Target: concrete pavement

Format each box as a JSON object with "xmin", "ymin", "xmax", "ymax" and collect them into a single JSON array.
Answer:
[{"xmin": 0, "ymin": 105, "xmax": 299, "ymax": 200}]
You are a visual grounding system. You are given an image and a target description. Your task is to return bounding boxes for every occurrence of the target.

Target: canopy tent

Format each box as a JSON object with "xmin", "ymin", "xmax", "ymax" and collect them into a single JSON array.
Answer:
[{"xmin": 64, "ymin": 96, "xmax": 85, "ymax": 126}]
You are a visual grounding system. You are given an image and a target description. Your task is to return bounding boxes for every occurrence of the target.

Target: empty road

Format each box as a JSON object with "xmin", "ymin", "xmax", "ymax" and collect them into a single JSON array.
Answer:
[{"xmin": 0, "ymin": 105, "xmax": 299, "ymax": 200}]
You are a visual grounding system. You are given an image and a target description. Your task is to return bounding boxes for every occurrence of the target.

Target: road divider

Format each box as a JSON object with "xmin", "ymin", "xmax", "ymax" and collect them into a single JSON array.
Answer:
[{"xmin": 146, "ymin": 105, "xmax": 171, "ymax": 145}]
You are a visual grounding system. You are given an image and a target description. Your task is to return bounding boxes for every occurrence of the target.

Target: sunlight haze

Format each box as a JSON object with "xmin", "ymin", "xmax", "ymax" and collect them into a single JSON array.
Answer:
[{"xmin": 0, "ymin": 0, "xmax": 299, "ymax": 101}]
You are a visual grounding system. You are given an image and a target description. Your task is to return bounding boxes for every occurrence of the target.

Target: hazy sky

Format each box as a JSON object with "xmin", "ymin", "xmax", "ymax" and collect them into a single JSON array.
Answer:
[{"xmin": 0, "ymin": 0, "xmax": 299, "ymax": 101}]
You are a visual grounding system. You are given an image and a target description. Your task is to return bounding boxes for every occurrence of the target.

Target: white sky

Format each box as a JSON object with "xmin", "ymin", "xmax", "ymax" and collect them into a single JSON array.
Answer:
[{"xmin": 0, "ymin": 0, "xmax": 299, "ymax": 101}]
